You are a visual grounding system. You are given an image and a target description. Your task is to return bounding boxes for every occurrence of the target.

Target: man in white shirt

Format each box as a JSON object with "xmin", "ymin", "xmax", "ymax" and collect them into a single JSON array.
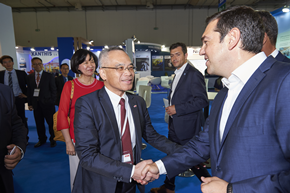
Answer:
[
  {"xmin": 151, "ymin": 42, "xmax": 209, "ymax": 193},
  {"xmin": 257, "ymin": 10, "xmax": 290, "ymax": 63},
  {"xmin": 72, "ymin": 47, "xmax": 180, "ymax": 193},
  {"xmin": 140, "ymin": 6, "xmax": 290, "ymax": 193}
]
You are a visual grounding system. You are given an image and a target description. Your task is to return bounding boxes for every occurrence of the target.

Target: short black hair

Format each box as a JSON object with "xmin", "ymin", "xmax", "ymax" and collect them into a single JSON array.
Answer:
[
  {"xmin": 71, "ymin": 49, "xmax": 98, "ymax": 74},
  {"xmin": 256, "ymin": 10, "xmax": 278, "ymax": 46},
  {"xmin": 99, "ymin": 47, "xmax": 127, "ymax": 68},
  {"xmin": 31, "ymin": 57, "xmax": 42, "ymax": 63},
  {"xmin": 0, "ymin": 55, "xmax": 13, "ymax": 64},
  {"xmin": 60, "ymin": 63, "xmax": 69, "ymax": 69},
  {"xmin": 169, "ymin": 42, "xmax": 187, "ymax": 55},
  {"xmin": 206, "ymin": 6, "xmax": 265, "ymax": 54}
]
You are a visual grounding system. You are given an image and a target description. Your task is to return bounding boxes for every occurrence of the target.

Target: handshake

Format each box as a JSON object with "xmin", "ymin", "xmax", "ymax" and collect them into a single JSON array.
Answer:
[{"xmin": 132, "ymin": 160, "xmax": 160, "ymax": 185}]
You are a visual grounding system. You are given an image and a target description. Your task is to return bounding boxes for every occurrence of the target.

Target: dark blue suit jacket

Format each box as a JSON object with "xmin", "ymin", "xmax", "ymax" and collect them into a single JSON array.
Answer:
[
  {"xmin": 0, "ymin": 84, "xmax": 26, "ymax": 193},
  {"xmin": 73, "ymin": 87, "xmax": 180, "ymax": 193},
  {"xmin": 0, "ymin": 70, "xmax": 27, "ymax": 96},
  {"xmin": 169, "ymin": 63, "xmax": 208, "ymax": 144},
  {"xmin": 162, "ymin": 56, "xmax": 290, "ymax": 192},
  {"xmin": 275, "ymin": 51, "xmax": 290, "ymax": 63}
]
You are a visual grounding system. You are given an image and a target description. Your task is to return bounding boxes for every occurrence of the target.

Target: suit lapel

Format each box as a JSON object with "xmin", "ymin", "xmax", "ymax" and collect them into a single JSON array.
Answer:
[
  {"xmin": 98, "ymin": 88, "xmax": 122, "ymax": 153},
  {"xmin": 219, "ymin": 57, "xmax": 275, "ymax": 153},
  {"xmin": 127, "ymin": 94, "xmax": 142, "ymax": 162}
]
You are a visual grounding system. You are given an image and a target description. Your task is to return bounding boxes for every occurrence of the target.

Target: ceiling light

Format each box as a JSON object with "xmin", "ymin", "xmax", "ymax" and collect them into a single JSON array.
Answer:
[
  {"xmin": 51, "ymin": 47, "xmax": 55, "ymax": 50},
  {"xmin": 44, "ymin": 49, "xmax": 48, "ymax": 51},
  {"xmin": 137, "ymin": 41, "xmax": 140, "ymax": 44},
  {"xmin": 87, "ymin": 46, "xmax": 90, "ymax": 50},
  {"xmin": 283, "ymin": 6, "xmax": 290, "ymax": 12},
  {"xmin": 30, "ymin": 48, "xmax": 35, "ymax": 51},
  {"xmin": 104, "ymin": 45, "xmax": 109, "ymax": 49}
]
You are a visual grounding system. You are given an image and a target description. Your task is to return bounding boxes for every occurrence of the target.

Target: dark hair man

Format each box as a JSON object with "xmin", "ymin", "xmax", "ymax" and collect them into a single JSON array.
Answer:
[
  {"xmin": 257, "ymin": 10, "xmax": 290, "ymax": 62},
  {"xmin": 27, "ymin": 57, "xmax": 57, "ymax": 148},
  {"xmin": 151, "ymin": 42, "xmax": 209, "ymax": 193},
  {"xmin": 55, "ymin": 63, "xmax": 73, "ymax": 106},
  {"xmin": 140, "ymin": 6, "xmax": 290, "ymax": 193},
  {"xmin": 0, "ymin": 55, "xmax": 29, "ymax": 142}
]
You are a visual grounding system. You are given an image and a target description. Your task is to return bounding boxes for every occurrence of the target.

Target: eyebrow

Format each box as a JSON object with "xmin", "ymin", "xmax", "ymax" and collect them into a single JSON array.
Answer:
[{"xmin": 115, "ymin": 63, "xmax": 133, "ymax": 67}]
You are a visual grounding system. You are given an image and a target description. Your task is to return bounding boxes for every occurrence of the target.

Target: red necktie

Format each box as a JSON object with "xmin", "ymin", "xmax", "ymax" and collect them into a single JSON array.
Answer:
[
  {"xmin": 119, "ymin": 98, "xmax": 134, "ymax": 164},
  {"xmin": 36, "ymin": 73, "xmax": 40, "ymax": 87}
]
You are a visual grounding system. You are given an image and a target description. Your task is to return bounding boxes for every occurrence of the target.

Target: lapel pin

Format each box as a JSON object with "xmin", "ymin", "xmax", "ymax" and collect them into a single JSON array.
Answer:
[{"xmin": 134, "ymin": 105, "xmax": 137, "ymax": 108}]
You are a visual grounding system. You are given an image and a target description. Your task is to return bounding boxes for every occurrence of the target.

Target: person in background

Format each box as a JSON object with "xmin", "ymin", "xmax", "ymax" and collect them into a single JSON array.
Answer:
[
  {"xmin": 257, "ymin": 10, "xmax": 290, "ymax": 62},
  {"xmin": 57, "ymin": 49, "xmax": 104, "ymax": 191},
  {"xmin": 151, "ymin": 42, "xmax": 210, "ymax": 193},
  {"xmin": 140, "ymin": 6, "xmax": 290, "ymax": 193},
  {"xmin": 0, "ymin": 83, "xmax": 26, "ymax": 193},
  {"xmin": 0, "ymin": 55, "xmax": 29, "ymax": 142},
  {"xmin": 213, "ymin": 76, "xmax": 223, "ymax": 92},
  {"xmin": 55, "ymin": 63, "xmax": 73, "ymax": 106},
  {"xmin": 27, "ymin": 57, "xmax": 57, "ymax": 148}
]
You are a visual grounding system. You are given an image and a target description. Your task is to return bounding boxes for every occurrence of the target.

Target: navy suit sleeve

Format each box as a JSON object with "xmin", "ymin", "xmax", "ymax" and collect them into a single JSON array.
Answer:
[
  {"xmin": 74, "ymin": 96, "xmax": 133, "ymax": 183},
  {"xmin": 175, "ymin": 69, "xmax": 208, "ymax": 116},
  {"xmin": 231, "ymin": 70, "xmax": 290, "ymax": 192},
  {"xmin": 161, "ymin": 118, "xmax": 210, "ymax": 179}
]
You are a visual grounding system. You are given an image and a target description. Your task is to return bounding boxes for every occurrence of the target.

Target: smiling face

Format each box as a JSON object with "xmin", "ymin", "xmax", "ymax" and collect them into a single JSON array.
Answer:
[
  {"xmin": 1, "ymin": 58, "xmax": 14, "ymax": 71},
  {"xmin": 78, "ymin": 54, "xmax": 96, "ymax": 77},
  {"xmin": 32, "ymin": 59, "xmax": 43, "ymax": 73},
  {"xmin": 99, "ymin": 50, "xmax": 134, "ymax": 96},
  {"xmin": 199, "ymin": 19, "xmax": 229, "ymax": 77},
  {"xmin": 170, "ymin": 46, "xmax": 188, "ymax": 69}
]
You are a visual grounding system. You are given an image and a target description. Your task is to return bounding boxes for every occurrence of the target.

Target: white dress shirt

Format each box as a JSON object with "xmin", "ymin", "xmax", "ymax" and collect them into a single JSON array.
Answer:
[
  {"xmin": 170, "ymin": 62, "xmax": 187, "ymax": 105},
  {"xmin": 270, "ymin": 49, "xmax": 279, "ymax": 58},
  {"xmin": 105, "ymin": 87, "xmax": 136, "ymax": 177},
  {"xmin": 4, "ymin": 69, "xmax": 22, "ymax": 97},
  {"xmin": 156, "ymin": 52, "xmax": 267, "ymax": 174}
]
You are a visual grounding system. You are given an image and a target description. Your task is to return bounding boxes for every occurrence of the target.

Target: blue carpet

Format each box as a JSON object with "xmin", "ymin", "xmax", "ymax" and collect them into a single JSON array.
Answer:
[{"xmin": 13, "ymin": 94, "xmax": 211, "ymax": 193}]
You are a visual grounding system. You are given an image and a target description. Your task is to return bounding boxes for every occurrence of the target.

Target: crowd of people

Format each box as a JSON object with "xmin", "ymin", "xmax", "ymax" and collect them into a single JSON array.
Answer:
[{"xmin": 1, "ymin": 5, "xmax": 290, "ymax": 193}]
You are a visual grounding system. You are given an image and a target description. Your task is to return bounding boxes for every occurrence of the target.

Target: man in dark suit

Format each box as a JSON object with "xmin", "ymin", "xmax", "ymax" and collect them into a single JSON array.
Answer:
[
  {"xmin": 55, "ymin": 63, "xmax": 73, "ymax": 106},
  {"xmin": 151, "ymin": 42, "xmax": 209, "ymax": 193},
  {"xmin": 0, "ymin": 83, "xmax": 26, "ymax": 193},
  {"xmin": 257, "ymin": 10, "xmax": 290, "ymax": 63},
  {"xmin": 73, "ymin": 47, "xmax": 180, "ymax": 193},
  {"xmin": 0, "ymin": 55, "xmax": 29, "ymax": 141},
  {"xmin": 27, "ymin": 57, "xmax": 57, "ymax": 148},
  {"xmin": 140, "ymin": 6, "xmax": 290, "ymax": 193}
]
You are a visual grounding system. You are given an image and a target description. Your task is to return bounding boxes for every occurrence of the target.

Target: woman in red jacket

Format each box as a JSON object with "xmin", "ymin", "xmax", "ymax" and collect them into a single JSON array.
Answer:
[{"xmin": 57, "ymin": 49, "xmax": 104, "ymax": 191}]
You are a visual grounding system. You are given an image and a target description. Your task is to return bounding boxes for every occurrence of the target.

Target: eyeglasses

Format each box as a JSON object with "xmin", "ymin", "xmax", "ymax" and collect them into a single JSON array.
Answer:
[{"xmin": 102, "ymin": 65, "xmax": 135, "ymax": 73}]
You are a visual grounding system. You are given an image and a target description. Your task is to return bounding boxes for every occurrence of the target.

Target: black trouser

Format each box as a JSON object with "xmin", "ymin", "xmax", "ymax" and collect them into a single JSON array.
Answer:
[
  {"xmin": 33, "ymin": 101, "xmax": 55, "ymax": 142},
  {"xmin": 15, "ymin": 97, "xmax": 29, "ymax": 140},
  {"xmin": 164, "ymin": 119, "xmax": 211, "ymax": 191}
]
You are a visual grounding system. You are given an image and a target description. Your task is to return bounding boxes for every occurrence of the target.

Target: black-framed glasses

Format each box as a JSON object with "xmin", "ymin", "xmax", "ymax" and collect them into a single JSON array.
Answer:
[{"xmin": 101, "ymin": 65, "xmax": 135, "ymax": 73}]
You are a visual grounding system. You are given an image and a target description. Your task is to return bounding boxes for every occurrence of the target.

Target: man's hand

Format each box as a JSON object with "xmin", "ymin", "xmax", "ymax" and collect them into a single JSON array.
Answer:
[
  {"xmin": 136, "ymin": 163, "xmax": 160, "ymax": 185},
  {"xmin": 201, "ymin": 176, "xmax": 228, "ymax": 193},
  {"xmin": 28, "ymin": 106, "xmax": 33, "ymax": 111},
  {"xmin": 132, "ymin": 159, "xmax": 153, "ymax": 181},
  {"xmin": 18, "ymin": 93, "xmax": 27, "ymax": 98},
  {"xmin": 4, "ymin": 144, "xmax": 22, "ymax": 170},
  {"xmin": 165, "ymin": 105, "xmax": 176, "ymax": 116}
]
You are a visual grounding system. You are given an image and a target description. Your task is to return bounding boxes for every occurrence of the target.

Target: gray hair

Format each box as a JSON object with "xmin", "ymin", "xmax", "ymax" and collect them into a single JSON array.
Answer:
[{"xmin": 99, "ymin": 47, "xmax": 127, "ymax": 68}]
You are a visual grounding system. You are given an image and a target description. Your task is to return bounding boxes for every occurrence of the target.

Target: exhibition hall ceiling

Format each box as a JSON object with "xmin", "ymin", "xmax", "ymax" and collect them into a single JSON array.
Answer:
[{"xmin": 0, "ymin": 0, "xmax": 287, "ymax": 12}]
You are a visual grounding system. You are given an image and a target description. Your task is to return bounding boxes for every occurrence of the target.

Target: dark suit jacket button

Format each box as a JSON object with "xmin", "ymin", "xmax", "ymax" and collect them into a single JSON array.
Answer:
[{"xmin": 216, "ymin": 166, "xmax": 221, "ymax": 172}]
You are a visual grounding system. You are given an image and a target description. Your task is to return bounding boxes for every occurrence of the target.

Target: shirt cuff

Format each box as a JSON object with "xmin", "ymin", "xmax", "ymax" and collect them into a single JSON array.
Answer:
[
  {"xmin": 155, "ymin": 160, "xmax": 167, "ymax": 175},
  {"xmin": 16, "ymin": 146, "xmax": 24, "ymax": 159},
  {"xmin": 130, "ymin": 165, "xmax": 135, "ymax": 182}
]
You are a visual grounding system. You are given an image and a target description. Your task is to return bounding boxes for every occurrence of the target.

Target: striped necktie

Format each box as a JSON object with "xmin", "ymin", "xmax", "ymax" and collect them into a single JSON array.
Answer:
[{"xmin": 8, "ymin": 72, "xmax": 13, "ymax": 92}]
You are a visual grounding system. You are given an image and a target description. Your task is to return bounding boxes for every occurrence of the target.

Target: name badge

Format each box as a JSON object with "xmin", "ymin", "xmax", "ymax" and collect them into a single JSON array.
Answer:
[
  {"xmin": 122, "ymin": 152, "xmax": 132, "ymax": 163},
  {"xmin": 33, "ymin": 89, "xmax": 40, "ymax": 97}
]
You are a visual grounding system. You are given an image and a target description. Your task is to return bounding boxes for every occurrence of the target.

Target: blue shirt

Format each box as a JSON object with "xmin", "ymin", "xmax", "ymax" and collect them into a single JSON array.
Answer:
[{"xmin": 4, "ymin": 69, "xmax": 22, "ymax": 96}]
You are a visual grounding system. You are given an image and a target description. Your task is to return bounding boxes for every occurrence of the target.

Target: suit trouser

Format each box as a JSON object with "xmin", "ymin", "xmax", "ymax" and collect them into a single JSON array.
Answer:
[
  {"xmin": 33, "ymin": 101, "xmax": 55, "ymax": 142},
  {"xmin": 164, "ymin": 118, "xmax": 211, "ymax": 191},
  {"xmin": 15, "ymin": 97, "xmax": 29, "ymax": 139}
]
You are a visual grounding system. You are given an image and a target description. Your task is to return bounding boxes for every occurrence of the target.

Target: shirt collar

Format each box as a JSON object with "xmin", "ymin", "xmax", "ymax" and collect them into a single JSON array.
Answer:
[
  {"xmin": 222, "ymin": 52, "xmax": 267, "ymax": 88},
  {"xmin": 105, "ymin": 86, "xmax": 128, "ymax": 108},
  {"xmin": 270, "ymin": 49, "xmax": 279, "ymax": 58},
  {"xmin": 174, "ymin": 62, "xmax": 187, "ymax": 74},
  {"xmin": 35, "ymin": 70, "xmax": 43, "ymax": 75},
  {"xmin": 5, "ymin": 69, "xmax": 15, "ymax": 74}
]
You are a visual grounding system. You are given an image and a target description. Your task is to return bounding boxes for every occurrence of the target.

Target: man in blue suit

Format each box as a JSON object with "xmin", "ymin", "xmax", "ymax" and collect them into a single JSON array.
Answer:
[
  {"xmin": 151, "ymin": 42, "xmax": 209, "ymax": 193},
  {"xmin": 140, "ymin": 6, "xmax": 290, "ymax": 193},
  {"xmin": 257, "ymin": 10, "xmax": 290, "ymax": 63},
  {"xmin": 72, "ymin": 47, "xmax": 180, "ymax": 193}
]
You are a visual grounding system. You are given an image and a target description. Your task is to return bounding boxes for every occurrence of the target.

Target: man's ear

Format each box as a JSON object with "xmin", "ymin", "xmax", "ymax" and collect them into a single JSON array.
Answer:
[
  {"xmin": 99, "ymin": 68, "xmax": 106, "ymax": 81},
  {"xmin": 228, "ymin": 27, "xmax": 240, "ymax": 50},
  {"xmin": 263, "ymin": 32, "xmax": 268, "ymax": 45}
]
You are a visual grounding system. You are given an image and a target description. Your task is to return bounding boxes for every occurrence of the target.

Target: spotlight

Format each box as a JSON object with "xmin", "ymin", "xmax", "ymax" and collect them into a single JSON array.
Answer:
[
  {"xmin": 283, "ymin": 6, "xmax": 290, "ymax": 12},
  {"xmin": 51, "ymin": 47, "xmax": 55, "ymax": 50},
  {"xmin": 30, "ymin": 48, "xmax": 35, "ymax": 51}
]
